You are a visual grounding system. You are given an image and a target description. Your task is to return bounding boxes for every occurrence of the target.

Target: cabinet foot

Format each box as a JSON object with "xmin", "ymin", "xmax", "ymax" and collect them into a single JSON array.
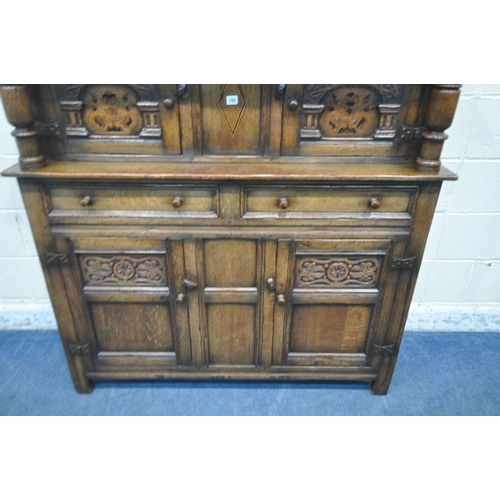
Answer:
[
  {"xmin": 74, "ymin": 379, "xmax": 94, "ymax": 394},
  {"xmin": 371, "ymin": 381, "xmax": 390, "ymax": 396}
]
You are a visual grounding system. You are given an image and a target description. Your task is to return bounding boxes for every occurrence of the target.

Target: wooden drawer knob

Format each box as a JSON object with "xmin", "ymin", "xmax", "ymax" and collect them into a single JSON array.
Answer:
[
  {"xmin": 163, "ymin": 99, "xmax": 175, "ymax": 109},
  {"xmin": 277, "ymin": 294, "xmax": 286, "ymax": 306},
  {"xmin": 172, "ymin": 197, "xmax": 183, "ymax": 208},
  {"xmin": 278, "ymin": 197, "xmax": 289, "ymax": 210},
  {"xmin": 176, "ymin": 293, "xmax": 186, "ymax": 305},
  {"xmin": 288, "ymin": 100, "xmax": 300, "ymax": 111},
  {"xmin": 369, "ymin": 198, "xmax": 381, "ymax": 209},
  {"xmin": 80, "ymin": 196, "xmax": 92, "ymax": 207}
]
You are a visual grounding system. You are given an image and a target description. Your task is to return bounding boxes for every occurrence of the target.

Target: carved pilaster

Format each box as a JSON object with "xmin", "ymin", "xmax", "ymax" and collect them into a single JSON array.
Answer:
[
  {"xmin": 0, "ymin": 85, "xmax": 45, "ymax": 169},
  {"xmin": 301, "ymin": 104, "xmax": 324, "ymax": 139},
  {"xmin": 416, "ymin": 84, "xmax": 462, "ymax": 171}
]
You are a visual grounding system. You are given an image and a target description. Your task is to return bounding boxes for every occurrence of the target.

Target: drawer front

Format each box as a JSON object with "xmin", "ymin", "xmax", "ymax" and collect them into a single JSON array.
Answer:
[
  {"xmin": 44, "ymin": 184, "xmax": 219, "ymax": 220},
  {"xmin": 242, "ymin": 186, "xmax": 417, "ymax": 220}
]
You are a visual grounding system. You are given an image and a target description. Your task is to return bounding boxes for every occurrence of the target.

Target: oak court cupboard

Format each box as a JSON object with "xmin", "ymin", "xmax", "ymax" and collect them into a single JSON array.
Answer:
[{"xmin": 0, "ymin": 84, "xmax": 460, "ymax": 395}]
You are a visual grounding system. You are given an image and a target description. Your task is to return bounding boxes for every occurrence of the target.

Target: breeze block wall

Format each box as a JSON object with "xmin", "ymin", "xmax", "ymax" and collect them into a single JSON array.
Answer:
[{"xmin": 0, "ymin": 84, "xmax": 499, "ymax": 331}]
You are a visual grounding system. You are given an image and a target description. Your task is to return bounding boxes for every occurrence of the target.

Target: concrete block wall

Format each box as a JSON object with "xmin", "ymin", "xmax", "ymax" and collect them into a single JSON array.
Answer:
[
  {"xmin": 408, "ymin": 84, "xmax": 500, "ymax": 332},
  {"xmin": 0, "ymin": 85, "xmax": 499, "ymax": 332}
]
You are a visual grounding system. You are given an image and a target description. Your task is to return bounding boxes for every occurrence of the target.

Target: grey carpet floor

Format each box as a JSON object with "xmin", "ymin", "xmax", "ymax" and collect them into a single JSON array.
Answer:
[{"xmin": 1, "ymin": 331, "xmax": 499, "ymax": 416}]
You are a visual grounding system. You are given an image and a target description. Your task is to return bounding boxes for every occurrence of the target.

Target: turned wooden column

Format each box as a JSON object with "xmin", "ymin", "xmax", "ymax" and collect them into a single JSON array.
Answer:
[
  {"xmin": 416, "ymin": 84, "xmax": 461, "ymax": 171},
  {"xmin": 1, "ymin": 85, "xmax": 45, "ymax": 169}
]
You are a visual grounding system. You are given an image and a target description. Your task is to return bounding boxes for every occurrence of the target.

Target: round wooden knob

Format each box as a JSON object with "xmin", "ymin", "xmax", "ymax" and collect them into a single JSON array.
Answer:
[
  {"xmin": 163, "ymin": 99, "xmax": 174, "ymax": 109},
  {"xmin": 277, "ymin": 294, "xmax": 286, "ymax": 306},
  {"xmin": 80, "ymin": 196, "xmax": 92, "ymax": 207},
  {"xmin": 172, "ymin": 197, "xmax": 183, "ymax": 208},
  {"xmin": 369, "ymin": 198, "xmax": 381, "ymax": 209},
  {"xmin": 176, "ymin": 293, "xmax": 186, "ymax": 305},
  {"xmin": 288, "ymin": 100, "xmax": 300, "ymax": 111},
  {"xmin": 278, "ymin": 197, "xmax": 289, "ymax": 210}
]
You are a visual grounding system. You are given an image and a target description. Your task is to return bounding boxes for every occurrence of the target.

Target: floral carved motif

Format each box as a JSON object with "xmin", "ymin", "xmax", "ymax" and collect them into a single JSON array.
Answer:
[
  {"xmin": 81, "ymin": 255, "xmax": 166, "ymax": 287},
  {"xmin": 296, "ymin": 256, "xmax": 381, "ymax": 288}
]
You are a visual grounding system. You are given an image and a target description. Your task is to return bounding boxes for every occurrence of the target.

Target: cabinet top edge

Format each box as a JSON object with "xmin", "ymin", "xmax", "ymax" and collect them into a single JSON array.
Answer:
[{"xmin": 1, "ymin": 161, "xmax": 458, "ymax": 182}]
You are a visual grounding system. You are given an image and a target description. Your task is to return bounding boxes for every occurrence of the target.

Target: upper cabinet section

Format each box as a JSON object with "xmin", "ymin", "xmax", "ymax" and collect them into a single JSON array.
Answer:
[{"xmin": 1, "ymin": 84, "xmax": 461, "ymax": 170}]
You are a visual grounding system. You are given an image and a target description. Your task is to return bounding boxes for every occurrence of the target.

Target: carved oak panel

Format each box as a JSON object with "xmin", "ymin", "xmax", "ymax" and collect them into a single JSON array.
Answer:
[
  {"xmin": 59, "ymin": 84, "xmax": 161, "ymax": 139},
  {"xmin": 81, "ymin": 255, "xmax": 167, "ymax": 287},
  {"xmin": 301, "ymin": 84, "xmax": 403, "ymax": 142},
  {"xmin": 296, "ymin": 255, "xmax": 381, "ymax": 288}
]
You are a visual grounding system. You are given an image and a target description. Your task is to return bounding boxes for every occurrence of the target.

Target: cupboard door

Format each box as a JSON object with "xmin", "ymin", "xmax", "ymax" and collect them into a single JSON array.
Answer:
[
  {"xmin": 39, "ymin": 84, "xmax": 185, "ymax": 157},
  {"xmin": 187, "ymin": 239, "xmax": 276, "ymax": 368},
  {"xmin": 197, "ymin": 84, "xmax": 266, "ymax": 156},
  {"xmin": 272, "ymin": 239, "xmax": 405, "ymax": 368},
  {"xmin": 53, "ymin": 237, "xmax": 192, "ymax": 373},
  {"xmin": 281, "ymin": 84, "xmax": 427, "ymax": 159}
]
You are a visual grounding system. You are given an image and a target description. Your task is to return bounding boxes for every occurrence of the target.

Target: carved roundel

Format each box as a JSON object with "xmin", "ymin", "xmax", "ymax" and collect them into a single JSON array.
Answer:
[
  {"xmin": 113, "ymin": 259, "xmax": 136, "ymax": 281},
  {"xmin": 83, "ymin": 85, "xmax": 144, "ymax": 135},
  {"xmin": 319, "ymin": 87, "xmax": 380, "ymax": 138},
  {"xmin": 326, "ymin": 262, "xmax": 349, "ymax": 283}
]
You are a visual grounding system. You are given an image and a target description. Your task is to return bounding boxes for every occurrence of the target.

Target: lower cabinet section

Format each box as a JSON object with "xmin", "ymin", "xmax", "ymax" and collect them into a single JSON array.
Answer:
[{"xmin": 51, "ymin": 233, "xmax": 410, "ymax": 392}]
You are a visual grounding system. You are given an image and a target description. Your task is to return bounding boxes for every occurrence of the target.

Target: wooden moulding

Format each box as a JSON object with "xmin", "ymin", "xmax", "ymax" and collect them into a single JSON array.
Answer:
[
  {"xmin": 0, "ymin": 85, "xmax": 45, "ymax": 170},
  {"xmin": 416, "ymin": 84, "xmax": 462, "ymax": 172}
]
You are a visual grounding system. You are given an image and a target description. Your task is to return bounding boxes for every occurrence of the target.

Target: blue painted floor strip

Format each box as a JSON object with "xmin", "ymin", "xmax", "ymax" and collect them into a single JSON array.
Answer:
[{"xmin": 1, "ymin": 331, "xmax": 499, "ymax": 415}]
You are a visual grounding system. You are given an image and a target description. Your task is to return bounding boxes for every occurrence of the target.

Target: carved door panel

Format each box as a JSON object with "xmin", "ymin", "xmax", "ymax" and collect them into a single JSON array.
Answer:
[
  {"xmin": 185, "ymin": 238, "xmax": 277, "ymax": 368},
  {"xmin": 281, "ymin": 84, "xmax": 427, "ymax": 158},
  {"xmin": 39, "ymin": 84, "xmax": 187, "ymax": 158},
  {"xmin": 272, "ymin": 238, "xmax": 406, "ymax": 368},
  {"xmin": 197, "ymin": 84, "xmax": 267, "ymax": 156},
  {"xmin": 52, "ymin": 236, "xmax": 192, "ymax": 372}
]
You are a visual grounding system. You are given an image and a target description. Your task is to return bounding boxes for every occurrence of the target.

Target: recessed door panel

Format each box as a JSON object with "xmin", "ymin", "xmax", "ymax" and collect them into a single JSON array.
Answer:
[
  {"xmin": 207, "ymin": 304, "xmax": 256, "ymax": 365},
  {"xmin": 200, "ymin": 84, "xmax": 263, "ymax": 155},
  {"xmin": 91, "ymin": 303, "xmax": 174, "ymax": 352},
  {"xmin": 290, "ymin": 305, "xmax": 371, "ymax": 354}
]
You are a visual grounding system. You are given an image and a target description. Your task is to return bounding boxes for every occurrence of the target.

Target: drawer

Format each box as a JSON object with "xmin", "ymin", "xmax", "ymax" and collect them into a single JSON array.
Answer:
[
  {"xmin": 43, "ymin": 184, "xmax": 220, "ymax": 221},
  {"xmin": 242, "ymin": 186, "xmax": 418, "ymax": 220}
]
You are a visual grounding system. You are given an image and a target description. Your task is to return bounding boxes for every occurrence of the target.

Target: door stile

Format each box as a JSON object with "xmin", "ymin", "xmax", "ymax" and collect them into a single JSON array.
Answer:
[
  {"xmin": 158, "ymin": 84, "xmax": 182, "ymax": 155},
  {"xmin": 183, "ymin": 238, "xmax": 205, "ymax": 368},
  {"xmin": 261, "ymin": 239, "xmax": 278, "ymax": 368},
  {"xmin": 166, "ymin": 239, "xmax": 192, "ymax": 366},
  {"xmin": 272, "ymin": 239, "xmax": 293, "ymax": 365}
]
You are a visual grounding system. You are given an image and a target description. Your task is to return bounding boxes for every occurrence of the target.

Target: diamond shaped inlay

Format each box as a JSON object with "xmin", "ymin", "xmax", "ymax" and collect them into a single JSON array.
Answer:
[{"xmin": 218, "ymin": 84, "xmax": 246, "ymax": 134}]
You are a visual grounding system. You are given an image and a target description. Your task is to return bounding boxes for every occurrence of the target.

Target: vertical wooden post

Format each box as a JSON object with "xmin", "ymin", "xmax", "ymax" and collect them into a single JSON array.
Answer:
[
  {"xmin": 416, "ymin": 84, "xmax": 461, "ymax": 171},
  {"xmin": 0, "ymin": 85, "xmax": 45, "ymax": 170}
]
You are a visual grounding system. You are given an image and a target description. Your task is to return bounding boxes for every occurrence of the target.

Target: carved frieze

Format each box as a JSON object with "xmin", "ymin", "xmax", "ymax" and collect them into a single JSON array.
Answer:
[
  {"xmin": 304, "ymin": 84, "xmax": 403, "ymax": 105},
  {"xmin": 301, "ymin": 84, "xmax": 403, "ymax": 141},
  {"xmin": 81, "ymin": 255, "xmax": 167, "ymax": 287},
  {"xmin": 59, "ymin": 84, "xmax": 161, "ymax": 139},
  {"xmin": 61, "ymin": 84, "xmax": 159, "ymax": 102},
  {"xmin": 296, "ymin": 256, "xmax": 381, "ymax": 288}
]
